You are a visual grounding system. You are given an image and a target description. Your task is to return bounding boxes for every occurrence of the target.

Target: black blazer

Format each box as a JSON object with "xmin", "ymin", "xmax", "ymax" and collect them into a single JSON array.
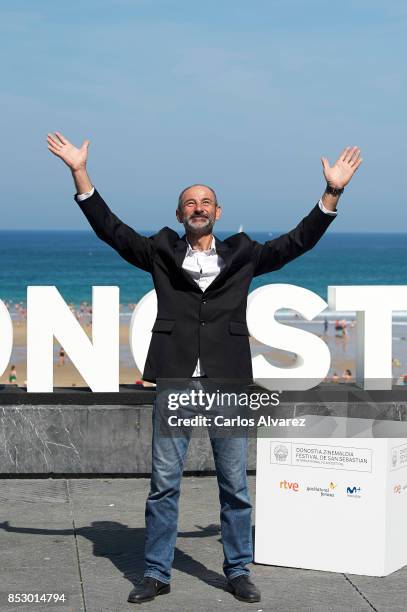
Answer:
[{"xmin": 76, "ymin": 190, "xmax": 336, "ymax": 383}]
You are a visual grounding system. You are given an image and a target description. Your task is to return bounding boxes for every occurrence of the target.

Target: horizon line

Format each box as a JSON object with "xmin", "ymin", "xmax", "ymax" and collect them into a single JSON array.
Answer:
[{"xmin": 0, "ymin": 228, "xmax": 406, "ymax": 235}]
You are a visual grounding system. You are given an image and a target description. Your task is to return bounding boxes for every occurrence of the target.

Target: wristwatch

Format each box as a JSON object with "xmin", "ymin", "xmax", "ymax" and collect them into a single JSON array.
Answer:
[{"xmin": 325, "ymin": 184, "xmax": 344, "ymax": 197}]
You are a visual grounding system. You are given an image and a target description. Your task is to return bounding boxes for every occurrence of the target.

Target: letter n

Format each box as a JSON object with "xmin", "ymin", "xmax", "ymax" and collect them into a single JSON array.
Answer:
[{"xmin": 27, "ymin": 286, "xmax": 119, "ymax": 392}]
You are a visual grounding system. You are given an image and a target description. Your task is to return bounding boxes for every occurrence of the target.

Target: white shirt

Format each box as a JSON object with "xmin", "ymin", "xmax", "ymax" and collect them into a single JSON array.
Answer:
[
  {"xmin": 77, "ymin": 187, "xmax": 336, "ymax": 376},
  {"xmin": 182, "ymin": 235, "xmax": 225, "ymax": 375}
]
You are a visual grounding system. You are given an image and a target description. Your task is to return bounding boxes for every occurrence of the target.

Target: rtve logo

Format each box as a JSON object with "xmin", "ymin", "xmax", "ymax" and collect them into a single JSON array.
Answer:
[{"xmin": 280, "ymin": 480, "xmax": 299, "ymax": 492}]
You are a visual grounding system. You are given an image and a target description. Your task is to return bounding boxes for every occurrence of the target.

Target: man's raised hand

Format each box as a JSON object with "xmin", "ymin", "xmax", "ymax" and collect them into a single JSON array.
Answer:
[
  {"xmin": 321, "ymin": 146, "xmax": 362, "ymax": 190},
  {"xmin": 47, "ymin": 132, "xmax": 90, "ymax": 172},
  {"xmin": 47, "ymin": 132, "xmax": 93, "ymax": 194}
]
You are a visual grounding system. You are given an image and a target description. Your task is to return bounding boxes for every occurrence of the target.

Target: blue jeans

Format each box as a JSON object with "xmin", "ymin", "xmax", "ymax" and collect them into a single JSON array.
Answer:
[{"xmin": 143, "ymin": 399, "xmax": 253, "ymax": 583}]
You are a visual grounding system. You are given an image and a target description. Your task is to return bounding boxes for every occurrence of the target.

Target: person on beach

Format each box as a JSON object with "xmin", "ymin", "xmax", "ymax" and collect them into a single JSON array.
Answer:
[
  {"xmin": 58, "ymin": 346, "xmax": 66, "ymax": 366},
  {"xmin": 342, "ymin": 368, "xmax": 352, "ymax": 382},
  {"xmin": 47, "ymin": 131, "xmax": 362, "ymax": 606},
  {"xmin": 396, "ymin": 374, "xmax": 407, "ymax": 386},
  {"xmin": 8, "ymin": 365, "xmax": 17, "ymax": 384},
  {"xmin": 341, "ymin": 319, "xmax": 348, "ymax": 337}
]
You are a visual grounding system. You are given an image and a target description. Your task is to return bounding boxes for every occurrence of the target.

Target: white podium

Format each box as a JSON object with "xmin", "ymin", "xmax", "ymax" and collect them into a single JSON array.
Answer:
[{"xmin": 255, "ymin": 419, "xmax": 407, "ymax": 576}]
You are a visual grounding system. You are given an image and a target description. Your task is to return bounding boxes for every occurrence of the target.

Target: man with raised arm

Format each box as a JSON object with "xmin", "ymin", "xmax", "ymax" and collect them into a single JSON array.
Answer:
[{"xmin": 47, "ymin": 132, "xmax": 362, "ymax": 605}]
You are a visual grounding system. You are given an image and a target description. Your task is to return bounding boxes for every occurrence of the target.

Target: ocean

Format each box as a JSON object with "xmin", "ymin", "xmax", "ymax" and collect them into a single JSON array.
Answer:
[{"xmin": 0, "ymin": 229, "xmax": 406, "ymax": 310}]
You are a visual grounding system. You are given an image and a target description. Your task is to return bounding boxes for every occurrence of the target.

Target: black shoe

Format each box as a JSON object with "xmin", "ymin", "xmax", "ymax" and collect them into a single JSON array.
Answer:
[
  {"xmin": 227, "ymin": 575, "xmax": 261, "ymax": 603},
  {"xmin": 127, "ymin": 577, "xmax": 171, "ymax": 604}
]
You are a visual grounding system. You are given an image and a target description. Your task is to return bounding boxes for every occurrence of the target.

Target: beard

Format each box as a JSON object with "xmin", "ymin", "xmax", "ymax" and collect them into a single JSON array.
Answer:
[{"xmin": 182, "ymin": 213, "xmax": 215, "ymax": 236}]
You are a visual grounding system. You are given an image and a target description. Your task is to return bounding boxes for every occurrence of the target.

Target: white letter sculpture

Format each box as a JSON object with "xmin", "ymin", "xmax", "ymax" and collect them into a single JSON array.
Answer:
[
  {"xmin": 328, "ymin": 286, "xmax": 407, "ymax": 390},
  {"xmin": 0, "ymin": 300, "xmax": 13, "ymax": 378},
  {"xmin": 129, "ymin": 289, "xmax": 157, "ymax": 375},
  {"xmin": 247, "ymin": 284, "xmax": 330, "ymax": 390},
  {"xmin": 27, "ymin": 286, "xmax": 119, "ymax": 392}
]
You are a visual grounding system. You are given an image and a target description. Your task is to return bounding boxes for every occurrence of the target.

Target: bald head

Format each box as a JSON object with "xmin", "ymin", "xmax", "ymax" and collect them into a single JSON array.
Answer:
[{"xmin": 177, "ymin": 183, "xmax": 218, "ymax": 210}]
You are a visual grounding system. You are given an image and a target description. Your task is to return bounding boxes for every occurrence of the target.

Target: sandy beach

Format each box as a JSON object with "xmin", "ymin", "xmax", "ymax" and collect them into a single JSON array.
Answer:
[{"xmin": 0, "ymin": 316, "xmax": 370, "ymax": 388}]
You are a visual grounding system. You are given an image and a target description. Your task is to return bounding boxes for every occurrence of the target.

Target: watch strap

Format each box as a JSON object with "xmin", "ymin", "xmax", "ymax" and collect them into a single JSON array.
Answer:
[{"xmin": 325, "ymin": 184, "xmax": 344, "ymax": 197}]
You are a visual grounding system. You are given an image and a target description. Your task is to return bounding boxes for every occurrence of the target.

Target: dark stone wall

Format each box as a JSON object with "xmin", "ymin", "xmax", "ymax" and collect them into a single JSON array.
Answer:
[{"xmin": 1, "ymin": 384, "xmax": 406, "ymax": 475}]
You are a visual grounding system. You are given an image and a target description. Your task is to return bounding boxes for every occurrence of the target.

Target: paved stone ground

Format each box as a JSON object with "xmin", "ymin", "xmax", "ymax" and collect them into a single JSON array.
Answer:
[{"xmin": 0, "ymin": 477, "xmax": 405, "ymax": 612}]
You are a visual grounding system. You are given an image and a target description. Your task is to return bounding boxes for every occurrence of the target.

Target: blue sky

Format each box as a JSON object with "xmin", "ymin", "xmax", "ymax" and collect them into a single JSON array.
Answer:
[{"xmin": 0, "ymin": 1, "xmax": 406, "ymax": 231}]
